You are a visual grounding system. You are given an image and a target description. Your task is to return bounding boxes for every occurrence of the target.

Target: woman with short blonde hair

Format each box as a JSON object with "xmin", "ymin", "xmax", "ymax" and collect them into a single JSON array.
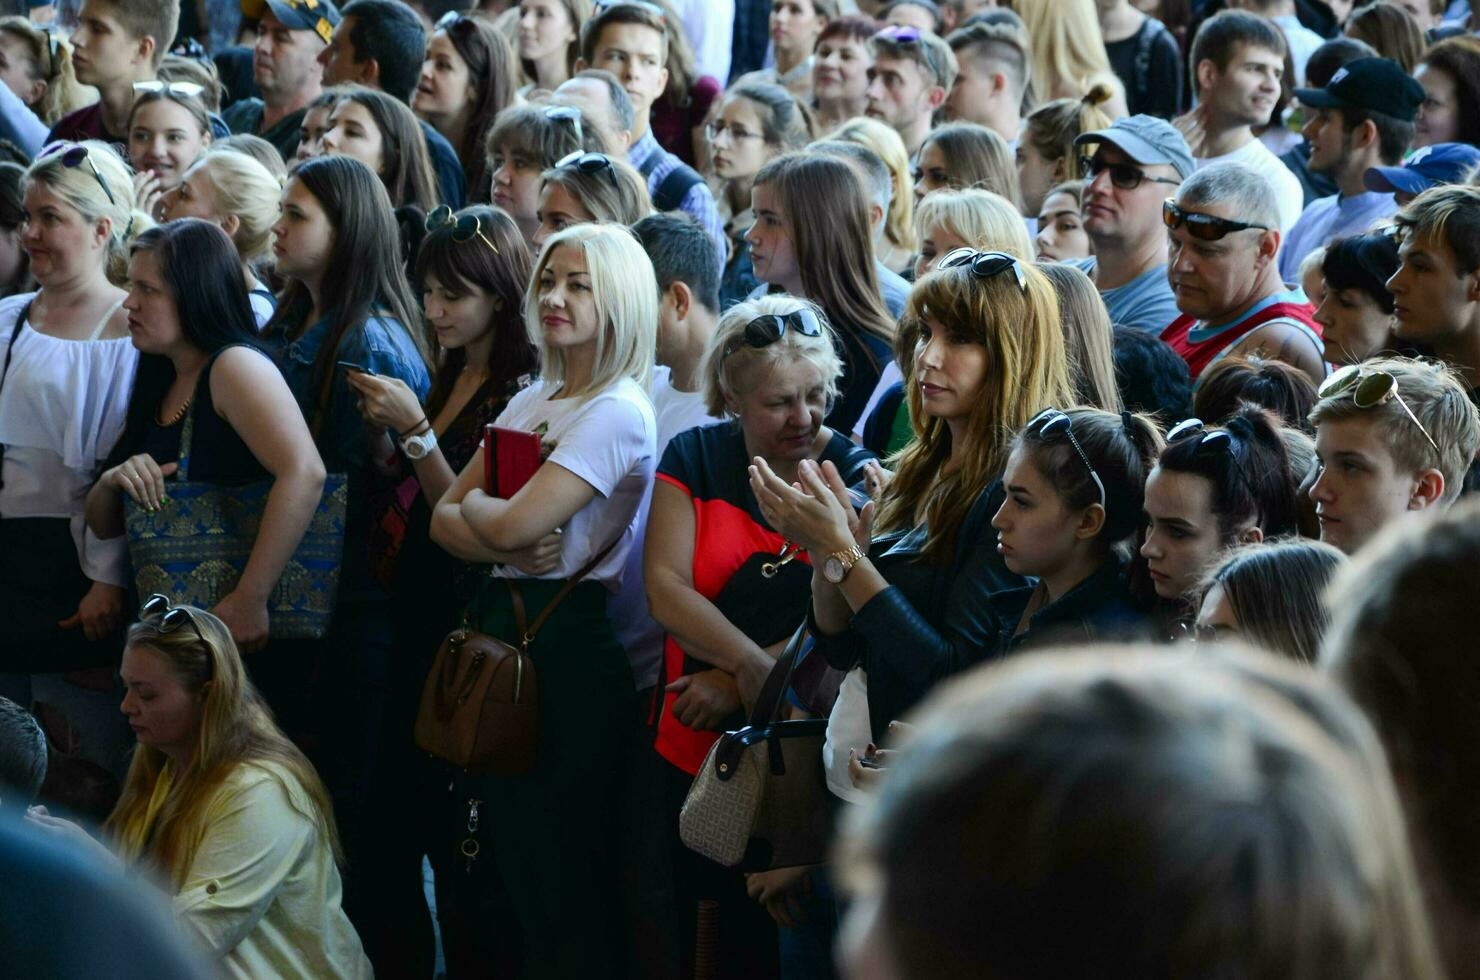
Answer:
[
  {"xmin": 913, "ymin": 188, "xmax": 1034, "ymax": 280},
  {"xmin": 829, "ymin": 116, "xmax": 918, "ymax": 270}
]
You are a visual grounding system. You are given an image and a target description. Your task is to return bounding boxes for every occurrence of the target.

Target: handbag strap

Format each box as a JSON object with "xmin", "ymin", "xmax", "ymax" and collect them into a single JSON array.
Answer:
[
  {"xmin": 746, "ymin": 621, "xmax": 810, "ymax": 728},
  {"xmin": 511, "ymin": 536, "xmax": 620, "ymax": 648},
  {"xmin": 0, "ymin": 299, "xmax": 33, "ymax": 492}
]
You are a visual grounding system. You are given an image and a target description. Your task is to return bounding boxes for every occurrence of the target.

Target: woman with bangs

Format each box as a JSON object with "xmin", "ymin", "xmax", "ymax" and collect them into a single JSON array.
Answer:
[
  {"xmin": 485, "ymin": 103, "xmax": 605, "ymax": 247},
  {"xmin": 531, "ymin": 149, "xmax": 651, "ymax": 250},
  {"xmin": 812, "ymin": 15, "xmax": 878, "ymax": 133},
  {"xmin": 745, "ymin": 152, "xmax": 896, "ymax": 434},
  {"xmin": 318, "ymin": 86, "xmax": 438, "ymax": 212},
  {"xmin": 430, "ymin": 223, "xmax": 658, "ymax": 976}
]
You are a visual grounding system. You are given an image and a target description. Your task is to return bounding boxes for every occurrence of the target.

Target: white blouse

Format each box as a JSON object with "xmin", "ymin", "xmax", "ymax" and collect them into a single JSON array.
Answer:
[{"xmin": 0, "ymin": 292, "xmax": 138, "ymax": 585}]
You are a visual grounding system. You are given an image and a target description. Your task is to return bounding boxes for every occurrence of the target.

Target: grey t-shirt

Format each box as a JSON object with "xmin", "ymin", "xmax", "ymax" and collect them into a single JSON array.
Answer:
[{"xmin": 1071, "ymin": 257, "xmax": 1180, "ymax": 335}]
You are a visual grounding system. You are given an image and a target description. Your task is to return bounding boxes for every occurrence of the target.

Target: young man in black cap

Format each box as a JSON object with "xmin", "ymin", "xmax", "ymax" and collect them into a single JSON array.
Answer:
[
  {"xmin": 1279, "ymin": 57, "xmax": 1425, "ymax": 282},
  {"xmin": 226, "ymin": 0, "xmax": 337, "ymax": 163}
]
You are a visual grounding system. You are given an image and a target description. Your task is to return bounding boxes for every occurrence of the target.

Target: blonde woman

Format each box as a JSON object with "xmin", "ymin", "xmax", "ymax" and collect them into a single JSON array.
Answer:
[
  {"xmin": 0, "ymin": 16, "xmax": 92, "ymax": 134},
  {"xmin": 829, "ymin": 116, "xmax": 916, "ymax": 273},
  {"xmin": 161, "ymin": 148, "xmax": 281, "ymax": 328},
  {"xmin": 27, "ymin": 599, "xmax": 370, "ymax": 979},
  {"xmin": 1014, "ymin": 0, "xmax": 1129, "ymax": 118},
  {"xmin": 430, "ymin": 223, "xmax": 657, "ymax": 974},
  {"xmin": 912, "ymin": 187, "xmax": 1033, "ymax": 280},
  {"xmin": 531, "ymin": 150, "xmax": 652, "ymax": 250}
]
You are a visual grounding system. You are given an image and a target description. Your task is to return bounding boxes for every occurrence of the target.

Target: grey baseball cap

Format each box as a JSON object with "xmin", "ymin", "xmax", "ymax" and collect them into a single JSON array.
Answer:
[{"xmin": 1073, "ymin": 115, "xmax": 1195, "ymax": 182}]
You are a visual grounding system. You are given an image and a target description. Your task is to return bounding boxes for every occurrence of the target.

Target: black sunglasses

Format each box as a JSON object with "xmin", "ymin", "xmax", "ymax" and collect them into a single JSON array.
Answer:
[
  {"xmin": 1026, "ymin": 408, "xmax": 1107, "ymax": 509},
  {"xmin": 1163, "ymin": 199, "xmax": 1270, "ymax": 242},
  {"xmin": 426, "ymin": 205, "xmax": 500, "ymax": 255},
  {"xmin": 38, "ymin": 141, "xmax": 116, "ymax": 206},
  {"xmin": 1080, "ymin": 154, "xmax": 1182, "ymax": 191},
  {"xmin": 872, "ymin": 25, "xmax": 946, "ymax": 83},
  {"xmin": 723, "ymin": 308, "xmax": 824, "ymax": 359},
  {"xmin": 555, "ymin": 151, "xmax": 618, "ymax": 185},
  {"xmin": 937, "ymin": 247, "xmax": 1028, "ymax": 293},
  {"xmin": 1166, "ymin": 418, "xmax": 1261, "ymax": 497},
  {"xmin": 138, "ymin": 594, "xmax": 207, "ymax": 645}
]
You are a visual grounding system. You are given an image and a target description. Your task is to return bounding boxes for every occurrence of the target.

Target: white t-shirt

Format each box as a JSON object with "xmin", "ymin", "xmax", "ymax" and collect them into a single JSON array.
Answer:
[
  {"xmin": 608, "ymin": 366, "xmax": 721, "ymax": 690},
  {"xmin": 488, "ymin": 377, "xmax": 657, "ymax": 588},
  {"xmin": 1197, "ymin": 137, "xmax": 1304, "ymax": 237}
]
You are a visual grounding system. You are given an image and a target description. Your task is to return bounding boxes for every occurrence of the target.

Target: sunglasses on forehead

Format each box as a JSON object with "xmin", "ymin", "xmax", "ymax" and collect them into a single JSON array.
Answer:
[
  {"xmin": 936, "ymin": 247, "xmax": 1028, "ymax": 293},
  {"xmin": 871, "ymin": 25, "xmax": 946, "ymax": 80},
  {"xmin": 1166, "ymin": 417, "xmax": 1261, "ymax": 497},
  {"xmin": 1026, "ymin": 408, "xmax": 1107, "ymax": 509},
  {"xmin": 1318, "ymin": 365, "xmax": 1441, "ymax": 455},
  {"xmin": 133, "ymin": 80, "xmax": 206, "ymax": 100},
  {"xmin": 593, "ymin": 0, "xmax": 666, "ymax": 20},
  {"xmin": 556, "ymin": 150, "xmax": 618, "ymax": 184},
  {"xmin": 426, "ymin": 205, "xmax": 500, "ymax": 255},
  {"xmin": 1162, "ymin": 200, "xmax": 1270, "ymax": 242},
  {"xmin": 38, "ymin": 141, "xmax": 116, "ymax": 207},
  {"xmin": 722, "ymin": 308, "xmax": 824, "ymax": 359},
  {"xmin": 543, "ymin": 105, "xmax": 584, "ymax": 145},
  {"xmin": 138, "ymin": 594, "xmax": 208, "ymax": 645}
]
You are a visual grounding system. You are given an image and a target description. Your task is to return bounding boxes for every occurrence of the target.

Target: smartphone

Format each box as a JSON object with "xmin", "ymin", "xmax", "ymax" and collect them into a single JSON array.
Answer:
[{"xmin": 337, "ymin": 359, "xmax": 375, "ymax": 375}]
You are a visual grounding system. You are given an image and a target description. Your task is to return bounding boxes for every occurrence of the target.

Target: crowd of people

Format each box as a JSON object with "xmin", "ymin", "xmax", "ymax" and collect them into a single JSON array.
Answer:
[{"xmin": 1, "ymin": 0, "xmax": 1479, "ymax": 977}]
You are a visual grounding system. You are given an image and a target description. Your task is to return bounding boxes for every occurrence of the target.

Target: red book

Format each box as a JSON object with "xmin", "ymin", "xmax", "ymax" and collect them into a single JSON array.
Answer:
[{"xmin": 483, "ymin": 425, "xmax": 543, "ymax": 498}]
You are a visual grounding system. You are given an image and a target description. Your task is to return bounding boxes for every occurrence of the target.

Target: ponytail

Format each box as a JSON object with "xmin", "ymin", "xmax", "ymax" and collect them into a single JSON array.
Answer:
[{"xmin": 1158, "ymin": 404, "xmax": 1299, "ymax": 543}]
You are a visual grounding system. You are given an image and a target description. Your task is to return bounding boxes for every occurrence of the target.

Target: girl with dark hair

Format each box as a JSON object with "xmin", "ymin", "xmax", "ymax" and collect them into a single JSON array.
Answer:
[
  {"xmin": 1140, "ymin": 405, "xmax": 1299, "ymax": 611},
  {"xmin": 989, "ymin": 407, "xmax": 1163, "ymax": 651},
  {"xmin": 746, "ymin": 151, "xmax": 896, "ymax": 432},
  {"xmin": 1315, "ymin": 231, "xmax": 1406, "ymax": 365},
  {"xmin": 319, "ymin": 86, "xmax": 439, "ymax": 211},
  {"xmin": 0, "ymin": 162, "xmax": 30, "ymax": 298},
  {"xmin": 1413, "ymin": 37, "xmax": 1480, "ymax": 150},
  {"xmin": 85, "ymin": 219, "xmax": 325, "ymax": 655},
  {"xmin": 413, "ymin": 14, "xmax": 517, "ymax": 203},
  {"xmin": 1194, "ymin": 538, "xmax": 1346, "ymax": 663},
  {"xmin": 709, "ymin": 82, "xmax": 814, "ymax": 309},
  {"xmin": 261, "ymin": 155, "xmax": 431, "ymax": 949},
  {"xmin": 1193, "ymin": 355, "xmax": 1318, "ymax": 433},
  {"xmin": 912, "ymin": 122, "xmax": 1023, "ymax": 213}
]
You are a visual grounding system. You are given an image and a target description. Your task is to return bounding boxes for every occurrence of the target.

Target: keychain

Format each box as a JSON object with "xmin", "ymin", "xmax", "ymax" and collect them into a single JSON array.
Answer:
[
  {"xmin": 762, "ymin": 540, "xmax": 804, "ymax": 578},
  {"xmin": 460, "ymin": 798, "xmax": 483, "ymax": 874}
]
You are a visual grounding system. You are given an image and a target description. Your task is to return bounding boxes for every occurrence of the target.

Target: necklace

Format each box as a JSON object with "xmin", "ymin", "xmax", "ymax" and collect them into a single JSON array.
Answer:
[{"xmin": 161, "ymin": 396, "xmax": 193, "ymax": 427}]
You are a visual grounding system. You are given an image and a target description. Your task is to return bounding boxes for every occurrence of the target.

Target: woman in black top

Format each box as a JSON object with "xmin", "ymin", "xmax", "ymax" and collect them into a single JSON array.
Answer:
[{"xmin": 85, "ymin": 219, "xmax": 326, "ymax": 653}]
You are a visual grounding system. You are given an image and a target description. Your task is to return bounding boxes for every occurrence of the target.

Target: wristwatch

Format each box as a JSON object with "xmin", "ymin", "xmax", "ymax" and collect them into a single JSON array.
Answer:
[
  {"xmin": 823, "ymin": 544, "xmax": 866, "ymax": 584},
  {"xmin": 402, "ymin": 428, "xmax": 438, "ymax": 461}
]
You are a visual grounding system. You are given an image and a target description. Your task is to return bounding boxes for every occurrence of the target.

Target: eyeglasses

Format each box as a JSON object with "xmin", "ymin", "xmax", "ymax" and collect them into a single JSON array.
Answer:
[
  {"xmin": 593, "ymin": 0, "xmax": 666, "ymax": 21},
  {"xmin": 1318, "ymin": 365, "xmax": 1440, "ymax": 455},
  {"xmin": 133, "ymin": 80, "xmax": 206, "ymax": 100},
  {"xmin": 38, "ymin": 141, "xmax": 116, "ymax": 207},
  {"xmin": 723, "ymin": 308, "xmax": 824, "ymax": 359},
  {"xmin": 556, "ymin": 150, "xmax": 618, "ymax": 184},
  {"xmin": 1026, "ymin": 408, "xmax": 1107, "ymax": 509},
  {"xmin": 543, "ymin": 105, "xmax": 583, "ymax": 146},
  {"xmin": 1162, "ymin": 199, "xmax": 1270, "ymax": 242},
  {"xmin": 872, "ymin": 25, "xmax": 946, "ymax": 84},
  {"xmin": 1079, "ymin": 154, "xmax": 1181, "ymax": 191},
  {"xmin": 705, "ymin": 121, "xmax": 763, "ymax": 144},
  {"xmin": 426, "ymin": 205, "xmax": 500, "ymax": 255},
  {"xmin": 138, "ymin": 594, "xmax": 207, "ymax": 646},
  {"xmin": 936, "ymin": 247, "xmax": 1028, "ymax": 293}
]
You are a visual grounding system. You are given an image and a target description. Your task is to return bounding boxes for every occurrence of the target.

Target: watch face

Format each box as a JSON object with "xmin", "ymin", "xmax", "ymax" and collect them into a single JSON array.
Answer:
[{"xmin": 824, "ymin": 556, "xmax": 845, "ymax": 583}]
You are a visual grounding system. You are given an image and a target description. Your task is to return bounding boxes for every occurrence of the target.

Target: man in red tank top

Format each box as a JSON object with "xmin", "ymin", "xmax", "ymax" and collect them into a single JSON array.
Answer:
[{"xmin": 1159, "ymin": 161, "xmax": 1325, "ymax": 385}]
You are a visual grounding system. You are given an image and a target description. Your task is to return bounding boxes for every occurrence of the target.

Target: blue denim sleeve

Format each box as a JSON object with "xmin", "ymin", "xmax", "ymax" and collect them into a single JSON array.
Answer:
[{"xmin": 320, "ymin": 318, "xmax": 432, "ymax": 470}]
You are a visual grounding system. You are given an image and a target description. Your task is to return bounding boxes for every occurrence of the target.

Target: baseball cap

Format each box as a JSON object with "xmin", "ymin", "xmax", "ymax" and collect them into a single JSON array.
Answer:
[
  {"xmin": 1293, "ymin": 57, "xmax": 1425, "ymax": 122},
  {"xmin": 240, "ymin": 0, "xmax": 341, "ymax": 44},
  {"xmin": 1364, "ymin": 143, "xmax": 1480, "ymax": 196},
  {"xmin": 1073, "ymin": 114, "xmax": 1195, "ymax": 181}
]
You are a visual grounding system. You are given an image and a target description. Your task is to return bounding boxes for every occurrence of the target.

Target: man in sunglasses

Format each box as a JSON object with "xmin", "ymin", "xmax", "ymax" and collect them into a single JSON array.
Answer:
[
  {"xmin": 866, "ymin": 26, "xmax": 957, "ymax": 161},
  {"xmin": 1159, "ymin": 162, "xmax": 1325, "ymax": 384},
  {"xmin": 1070, "ymin": 115, "xmax": 1193, "ymax": 335},
  {"xmin": 1307, "ymin": 356, "xmax": 1479, "ymax": 555},
  {"xmin": 226, "ymin": 0, "xmax": 339, "ymax": 163}
]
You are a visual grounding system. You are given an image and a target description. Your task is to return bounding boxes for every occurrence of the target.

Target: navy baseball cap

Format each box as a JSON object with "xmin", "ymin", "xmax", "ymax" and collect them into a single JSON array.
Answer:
[
  {"xmin": 241, "ymin": 0, "xmax": 341, "ymax": 43},
  {"xmin": 1293, "ymin": 57, "xmax": 1425, "ymax": 122},
  {"xmin": 1073, "ymin": 115, "xmax": 1195, "ymax": 181},
  {"xmin": 1365, "ymin": 143, "xmax": 1480, "ymax": 196}
]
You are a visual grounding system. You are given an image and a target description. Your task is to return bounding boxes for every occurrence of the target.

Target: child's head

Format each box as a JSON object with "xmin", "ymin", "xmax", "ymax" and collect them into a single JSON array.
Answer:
[
  {"xmin": 127, "ymin": 86, "xmax": 213, "ymax": 192},
  {"xmin": 1141, "ymin": 405, "xmax": 1298, "ymax": 601},
  {"xmin": 1307, "ymin": 356, "xmax": 1480, "ymax": 555},
  {"xmin": 993, "ymin": 407, "xmax": 1164, "ymax": 580},
  {"xmin": 1195, "ymin": 538, "xmax": 1346, "ymax": 663},
  {"xmin": 71, "ymin": 0, "xmax": 179, "ymax": 86}
]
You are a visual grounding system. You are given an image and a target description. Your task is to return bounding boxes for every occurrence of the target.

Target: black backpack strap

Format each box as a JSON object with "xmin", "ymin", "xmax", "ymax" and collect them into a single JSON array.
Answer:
[
  {"xmin": 653, "ymin": 162, "xmax": 704, "ymax": 214},
  {"xmin": 1133, "ymin": 17, "xmax": 1158, "ymax": 112}
]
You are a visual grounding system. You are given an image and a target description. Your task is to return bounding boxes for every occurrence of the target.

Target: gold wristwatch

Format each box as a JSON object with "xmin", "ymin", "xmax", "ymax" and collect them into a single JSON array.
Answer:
[{"xmin": 823, "ymin": 544, "xmax": 866, "ymax": 584}]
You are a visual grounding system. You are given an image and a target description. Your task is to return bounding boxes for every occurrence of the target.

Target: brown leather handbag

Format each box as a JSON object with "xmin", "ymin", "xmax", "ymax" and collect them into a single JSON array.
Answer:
[{"xmin": 414, "ymin": 543, "xmax": 615, "ymax": 774}]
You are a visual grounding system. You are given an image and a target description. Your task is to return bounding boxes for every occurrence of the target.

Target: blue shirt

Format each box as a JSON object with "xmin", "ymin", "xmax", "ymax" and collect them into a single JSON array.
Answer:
[
  {"xmin": 629, "ymin": 129, "xmax": 727, "ymax": 268},
  {"xmin": 1278, "ymin": 191, "xmax": 1397, "ymax": 283},
  {"xmin": 1071, "ymin": 257, "xmax": 1181, "ymax": 334}
]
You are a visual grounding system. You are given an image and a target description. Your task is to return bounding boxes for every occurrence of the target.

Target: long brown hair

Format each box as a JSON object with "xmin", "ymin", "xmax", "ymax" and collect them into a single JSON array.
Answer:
[
  {"xmin": 439, "ymin": 15, "xmax": 517, "ymax": 202},
  {"xmin": 332, "ymin": 85, "xmax": 438, "ymax": 211},
  {"xmin": 918, "ymin": 122, "xmax": 1023, "ymax": 212},
  {"xmin": 752, "ymin": 152, "xmax": 896, "ymax": 348},
  {"xmin": 107, "ymin": 607, "xmax": 343, "ymax": 887},
  {"xmin": 876, "ymin": 259, "xmax": 1073, "ymax": 561}
]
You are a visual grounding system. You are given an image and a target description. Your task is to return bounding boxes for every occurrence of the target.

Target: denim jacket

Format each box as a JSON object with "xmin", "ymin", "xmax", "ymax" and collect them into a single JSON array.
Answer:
[{"xmin": 810, "ymin": 480, "xmax": 1024, "ymax": 741}]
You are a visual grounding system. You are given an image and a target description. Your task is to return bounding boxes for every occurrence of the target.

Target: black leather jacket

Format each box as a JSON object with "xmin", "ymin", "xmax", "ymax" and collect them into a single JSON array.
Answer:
[{"xmin": 810, "ymin": 480, "xmax": 1023, "ymax": 742}]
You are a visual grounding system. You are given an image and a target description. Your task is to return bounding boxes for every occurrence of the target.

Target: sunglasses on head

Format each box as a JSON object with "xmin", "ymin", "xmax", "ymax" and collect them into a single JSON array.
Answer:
[
  {"xmin": 556, "ymin": 150, "xmax": 618, "ymax": 184},
  {"xmin": 38, "ymin": 141, "xmax": 115, "ymax": 207},
  {"xmin": 1166, "ymin": 417, "xmax": 1261, "ymax": 496},
  {"xmin": 1080, "ymin": 154, "xmax": 1181, "ymax": 191},
  {"xmin": 1026, "ymin": 408, "xmax": 1107, "ymax": 509},
  {"xmin": 436, "ymin": 9, "xmax": 470, "ymax": 29},
  {"xmin": 1318, "ymin": 364, "xmax": 1440, "ymax": 455},
  {"xmin": 872, "ymin": 25, "xmax": 946, "ymax": 81},
  {"xmin": 594, "ymin": 0, "xmax": 666, "ymax": 20},
  {"xmin": 723, "ymin": 308, "xmax": 824, "ymax": 359},
  {"xmin": 426, "ymin": 205, "xmax": 500, "ymax": 255},
  {"xmin": 138, "ymin": 594, "xmax": 207, "ymax": 645},
  {"xmin": 937, "ymin": 247, "xmax": 1028, "ymax": 293},
  {"xmin": 1162, "ymin": 199, "xmax": 1270, "ymax": 242},
  {"xmin": 543, "ymin": 105, "xmax": 584, "ymax": 145},
  {"xmin": 133, "ymin": 79, "xmax": 206, "ymax": 100}
]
